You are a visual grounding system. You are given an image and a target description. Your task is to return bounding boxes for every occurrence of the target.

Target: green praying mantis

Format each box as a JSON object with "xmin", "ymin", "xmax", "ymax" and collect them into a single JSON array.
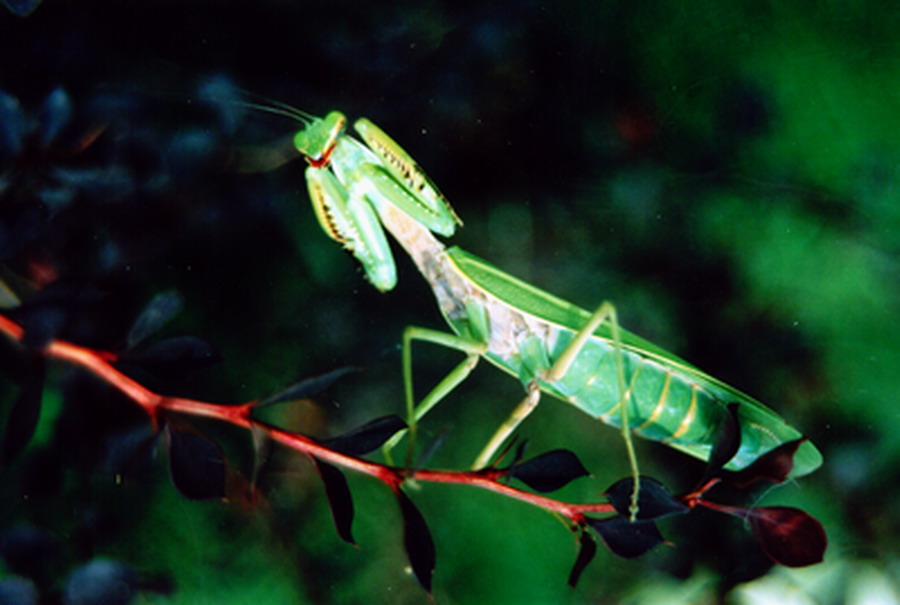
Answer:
[{"xmin": 245, "ymin": 99, "xmax": 822, "ymax": 516}]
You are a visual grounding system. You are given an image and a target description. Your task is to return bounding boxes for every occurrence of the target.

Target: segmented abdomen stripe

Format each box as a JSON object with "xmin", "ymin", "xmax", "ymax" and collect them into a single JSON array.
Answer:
[
  {"xmin": 634, "ymin": 369, "xmax": 673, "ymax": 431},
  {"xmin": 665, "ymin": 385, "xmax": 699, "ymax": 441}
]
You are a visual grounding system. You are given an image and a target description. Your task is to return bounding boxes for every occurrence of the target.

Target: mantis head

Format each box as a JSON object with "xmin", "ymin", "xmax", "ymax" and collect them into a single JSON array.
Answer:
[{"xmin": 293, "ymin": 111, "xmax": 346, "ymax": 169}]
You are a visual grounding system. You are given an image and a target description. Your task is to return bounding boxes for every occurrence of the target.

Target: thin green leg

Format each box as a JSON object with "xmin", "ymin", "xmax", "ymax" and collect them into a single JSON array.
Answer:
[
  {"xmin": 381, "ymin": 325, "xmax": 486, "ymax": 466},
  {"xmin": 471, "ymin": 381, "xmax": 541, "ymax": 469}
]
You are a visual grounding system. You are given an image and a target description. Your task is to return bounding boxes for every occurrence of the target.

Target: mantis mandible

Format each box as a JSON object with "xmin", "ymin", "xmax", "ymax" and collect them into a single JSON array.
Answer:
[{"xmin": 251, "ymin": 100, "xmax": 823, "ymax": 516}]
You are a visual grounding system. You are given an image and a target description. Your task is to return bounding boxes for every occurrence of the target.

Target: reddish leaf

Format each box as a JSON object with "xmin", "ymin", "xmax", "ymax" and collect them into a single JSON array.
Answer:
[
  {"xmin": 567, "ymin": 529, "xmax": 597, "ymax": 588},
  {"xmin": 396, "ymin": 489, "xmax": 436, "ymax": 592},
  {"xmin": 748, "ymin": 506, "xmax": 827, "ymax": 567},
  {"xmin": 166, "ymin": 423, "xmax": 225, "ymax": 500},
  {"xmin": 507, "ymin": 449, "xmax": 590, "ymax": 493},
  {"xmin": 313, "ymin": 460, "xmax": 355, "ymax": 545},
  {"xmin": 728, "ymin": 439, "xmax": 805, "ymax": 488},
  {"xmin": 323, "ymin": 415, "xmax": 407, "ymax": 456},
  {"xmin": 586, "ymin": 516, "xmax": 664, "ymax": 559},
  {"xmin": 605, "ymin": 476, "xmax": 688, "ymax": 521}
]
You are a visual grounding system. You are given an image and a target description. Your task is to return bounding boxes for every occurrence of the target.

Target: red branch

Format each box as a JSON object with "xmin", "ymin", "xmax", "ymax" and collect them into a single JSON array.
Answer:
[{"xmin": 0, "ymin": 313, "xmax": 615, "ymax": 522}]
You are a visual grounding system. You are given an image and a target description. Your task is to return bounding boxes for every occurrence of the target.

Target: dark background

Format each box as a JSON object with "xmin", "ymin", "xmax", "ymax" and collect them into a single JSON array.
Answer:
[{"xmin": 1, "ymin": 1, "xmax": 898, "ymax": 603}]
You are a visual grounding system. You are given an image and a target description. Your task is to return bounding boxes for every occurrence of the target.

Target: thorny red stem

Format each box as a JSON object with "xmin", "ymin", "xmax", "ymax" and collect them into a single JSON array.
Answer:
[{"xmin": 0, "ymin": 313, "xmax": 615, "ymax": 521}]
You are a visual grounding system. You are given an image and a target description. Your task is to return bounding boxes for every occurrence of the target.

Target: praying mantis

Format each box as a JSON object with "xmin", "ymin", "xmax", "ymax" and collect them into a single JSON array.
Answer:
[{"xmin": 250, "ymin": 100, "xmax": 822, "ymax": 514}]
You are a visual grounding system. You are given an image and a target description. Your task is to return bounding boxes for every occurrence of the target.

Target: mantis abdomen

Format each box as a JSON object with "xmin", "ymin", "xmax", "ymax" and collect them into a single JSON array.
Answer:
[{"xmin": 433, "ymin": 246, "xmax": 822, "ymax": 476}]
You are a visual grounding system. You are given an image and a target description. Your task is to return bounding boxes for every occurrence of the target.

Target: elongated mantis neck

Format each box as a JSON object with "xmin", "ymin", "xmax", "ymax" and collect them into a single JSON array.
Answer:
[
  {"xmin": 376, "ymin": 203, "xmax": 477, "ymax": 329},
  {"xmin": 377, "ymin": 203, "xmax": 449, "ymax": 278}
]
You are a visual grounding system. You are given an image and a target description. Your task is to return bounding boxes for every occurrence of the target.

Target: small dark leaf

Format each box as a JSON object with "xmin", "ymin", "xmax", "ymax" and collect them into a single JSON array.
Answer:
[
  {"xmin": 119, "ymin": 335, "xmax": 221, "ymax": 379},
  {"xmin": 166, "ymin": 423, "xmax": 226, "ymax": 500},
  {"xmin": 396, "ymin": 489, "xmax": 436, "ymax": 592},
  {"xmin": 103, "ymin": 425, "xmax": 160, "ymax": 480},
  {"xmin": 701, "ymin": 402, "xmax": 741, "ymax": 482},
  {"xmin": 605, "ymin": 476, "xmax": 688, "ymax": 520},
  {"xmin": 323, "ymin": 415, "xmax": 407, "ymax": 456},
  {"xmin": 313, "ymin": 460, "xmax": 355, "ymax": 545},
  {"xmin": 255, "ymin": 367, "xmax": 359, "ymax": 408},
  {"xmin": 587, "ymin": 516, "xmax": 665, "ymax": 559},
  {"xmin": 727, "ymin": 439, "xmax": 806, "ymax": 488},
  {"xmin": 748, "ymin": 506, "xmax": 827, "ymax": 567},
  {"xmin": 507, "ymin": 449, "xmax": 590, "ymax": 493},
  {"xmin": 2, "ymin": 358, "xmax": 45, "ymax": 464},
  {"xmin": 568, "ymin": 529, "xmax": 597, "ymax": 588},
  {"xmin": 127, "ymin": 290, "xmax": 184, "ymax": 348}
]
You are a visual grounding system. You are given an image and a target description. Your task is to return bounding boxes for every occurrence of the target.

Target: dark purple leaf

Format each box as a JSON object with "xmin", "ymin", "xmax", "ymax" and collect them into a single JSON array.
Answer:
[
  {"xmin": 396, "ymin": 489, "xmax": 436, "ymax": 592},
  {"xmin": 605, "ymin": 476, "xmax": 688, "ymax": 520},
  {"xmin": 747, "ymin": 506, "xmax": 827, "ymax": 567},
  {"xmin": 587, "ymin": 516, "xmax": 665, "ymax": 559},
  {"xmin": 701, "ymin": 402, "xmax": 741, "ymax": 482},
  {"xmin": 2, "ymin": 358, "xmax": 45, "ymax": 464},
  {"xmin": 103, "ymin": 425, "xmax": 160, "ymax": 480},
  {"xmin": 313, "ymin": 460, "xmax": 355, "ymax": 545},
  {"xmin": 256, "ymin": 367, "xmax": 359, "ymax": 408},
  {"xmin": 567, "ymin": 529, "xmax": 597, "ymax": 587},
  {"xmin": 166, "ymin": 424, "xmax": 225, "ymax": 500},
  {"xmin": 323, "ymin": 415, "xmax": 407, "ymax": 456},
  {"xmin": 126, "ymin": 290, "xmax": 184, "ymax": 348},
  {"xmin": 119, "ymin": 336, "xmax": 221, "ymax": 379},
  {"xmin": 507, "ymin": 449, "xmax": 590, "ymax": 493},
  {"xmin": 727, "ymin": 439, "xmax": 805, "ymax": 488}
]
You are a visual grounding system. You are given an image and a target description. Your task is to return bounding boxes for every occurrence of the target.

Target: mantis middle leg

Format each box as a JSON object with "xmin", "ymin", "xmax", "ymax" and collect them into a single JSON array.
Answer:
[{"xmin": 381, "ymin": 326, "xmax": 487, "ymax": 466}]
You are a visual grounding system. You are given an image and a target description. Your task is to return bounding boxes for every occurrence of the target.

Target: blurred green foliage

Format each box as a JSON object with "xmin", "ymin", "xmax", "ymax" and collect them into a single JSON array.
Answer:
[{"xmin": 1, "ymin": 0, "xmax": 899, "ymax": 603}]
